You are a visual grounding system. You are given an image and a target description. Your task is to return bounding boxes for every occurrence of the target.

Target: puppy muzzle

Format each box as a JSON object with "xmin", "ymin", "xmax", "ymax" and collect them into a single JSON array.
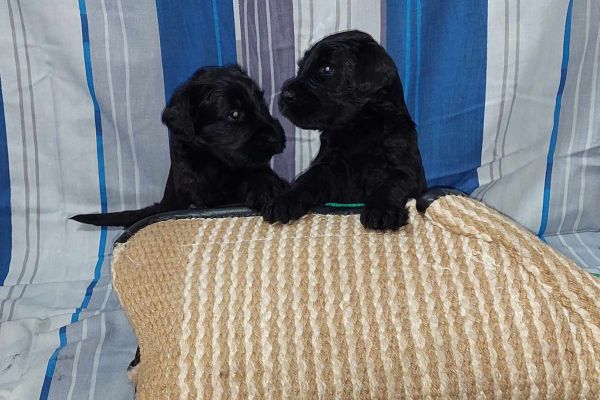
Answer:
[{"xmin": 257, "ymin": 121, "xmax": 286, "ymax": 155}]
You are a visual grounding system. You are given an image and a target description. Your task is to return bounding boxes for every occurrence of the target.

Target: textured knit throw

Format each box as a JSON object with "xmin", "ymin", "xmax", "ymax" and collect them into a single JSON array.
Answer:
[{"xmin": 112, "ymin": 196, "xmax": 600, "ymax": 399}]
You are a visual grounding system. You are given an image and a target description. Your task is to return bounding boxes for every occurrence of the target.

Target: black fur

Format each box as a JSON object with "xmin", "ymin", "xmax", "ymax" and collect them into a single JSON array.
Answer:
[
  {"xmin": 75, "ymin": 65, "xmax": 289, "ymax": 380},
  {"xmin": 72, "ymin": 65, "xmax": 289, "ymax": 227},
  {"xmin": 262, "ymin": 30, "xmax": 427, "ymax": 230}
]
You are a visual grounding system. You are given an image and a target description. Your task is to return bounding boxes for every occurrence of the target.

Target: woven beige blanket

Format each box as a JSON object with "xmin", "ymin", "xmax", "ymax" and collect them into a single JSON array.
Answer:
[{"xmin": 112, "ymin": 196, "xmax": 600, "ymax": 399}]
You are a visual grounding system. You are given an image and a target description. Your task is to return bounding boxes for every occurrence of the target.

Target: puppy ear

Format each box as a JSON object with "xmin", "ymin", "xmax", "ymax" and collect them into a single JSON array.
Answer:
[
  {"xmin": 161, "ymin": 81, "xmax": 207, "ymax": 139},
  {"xmin": 356, "ymin": 42, "xmax": 395, "ymax": 93},
  {"xmin": 356, "ymin": 42, "xmax": 410, "ymax": 117}
]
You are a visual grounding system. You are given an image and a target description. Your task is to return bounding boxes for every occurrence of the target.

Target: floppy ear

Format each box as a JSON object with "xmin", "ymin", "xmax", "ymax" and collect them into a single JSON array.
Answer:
[
  {"xmin": 356, "ymin": 42, "xmax": 410, "ymax": 117},
  {"xmin": 161, "ymin": 78, "xmax": 208, "ymax": 139},
  {"xmin": 356, "ymin": 42, "xmax": 396, "ymax": 93}
]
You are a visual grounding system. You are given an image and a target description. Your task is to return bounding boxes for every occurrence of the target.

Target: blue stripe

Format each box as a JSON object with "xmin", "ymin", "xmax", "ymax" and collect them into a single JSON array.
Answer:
[
  {"xmin": 386, "ymin": 0, "xmax": 407, "ymax": 81},
  {"xmin": 155, "ymin": 0, "xmax": 236, "ymax": 100},
  {"xmin": 386, "ymin": 0, "xmax": 487, "ymax": 194},
  {"xmin": 538, "ymin": 0, "xmax": 574, "ymax": 238},
  {"xmin": 404, "ymin": 0, "xmax": 411, "ymax": 97},
  {"xmin": 39, "ymin": 0, "xmax": 108, "ymax": 398},
  {"xmin": 414, "ymin": 0, "xmax": 421, "ymax": 122},
  {"xmin": 0, "ymin": 76, "xmax": 12, "ymax": 286},
  {"xmin": 212, "ymin": 0, "xmax": 223, "ymax": 65}
]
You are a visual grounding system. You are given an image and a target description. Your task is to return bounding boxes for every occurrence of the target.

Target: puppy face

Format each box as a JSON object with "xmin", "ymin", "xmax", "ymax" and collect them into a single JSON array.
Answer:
[
  {"xmin": 279, "ymin": 30, "xmax": 409, "ymax": 130},
  {"xmin": 162, "ymin": 65, "xmax": 285, "ymax": 167}
]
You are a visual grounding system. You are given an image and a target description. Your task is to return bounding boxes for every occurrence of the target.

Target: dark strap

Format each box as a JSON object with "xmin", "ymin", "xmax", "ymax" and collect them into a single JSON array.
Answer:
[
  {"xmin": 416, "ymin": 187, "xmax": 466, "ymax": 213},
  {"xmin": 116, "ymin": 187, "xmax": 467, "ymax": 244}
]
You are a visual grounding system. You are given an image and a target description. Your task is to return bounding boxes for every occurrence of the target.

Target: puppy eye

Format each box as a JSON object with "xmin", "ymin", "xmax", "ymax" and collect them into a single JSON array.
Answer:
[
  {"xmin": 228, "ymin": 110, "xmax": 243, "ymax": 121},
  {"xmin": 320, "ymin": 64, "xmax": 335, "ymax": 75}
]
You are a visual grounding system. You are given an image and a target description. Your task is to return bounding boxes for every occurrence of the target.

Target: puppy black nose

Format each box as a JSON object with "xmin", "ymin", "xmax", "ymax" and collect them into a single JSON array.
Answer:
[
  {"xmin": 265, "ymin": 135, "xmax": 282, "ymax": 148},
  {"xmin": 281, "ymin": 90, "xmax": 296, "ymax": 101}
]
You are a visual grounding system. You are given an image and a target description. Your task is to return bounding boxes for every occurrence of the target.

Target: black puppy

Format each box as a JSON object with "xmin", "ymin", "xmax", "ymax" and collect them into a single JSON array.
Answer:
[
  {"xmin": 74, "ymin": 65, "xmax": 289, "ymax": 386},
  {"xmin": 262, "ymin": 30, "xmax": 427, "ymax": 230},
  {"xmin": 73, "ymin": 65, "xmax": 288, "ymax": 227}
]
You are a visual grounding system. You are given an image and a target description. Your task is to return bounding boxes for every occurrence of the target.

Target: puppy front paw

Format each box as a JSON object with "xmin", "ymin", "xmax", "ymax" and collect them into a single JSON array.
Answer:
[
  {"xmin": 266, "ymin": 176, "xmax": 291, "ymax": 201},
  {"xmin": 245, "ymin": 190, "xmax": 271, "ymax": 210},
  {"xmin": 262, "ymin": 191, "xmax": 310, "ymax": 224},
  {"xmin": 360, "ymin": 204, "xmax": 408, "ymax": 231},
  {"xmin": 245, "ymin": 177, "xmax": 290, "ymax": 210}
]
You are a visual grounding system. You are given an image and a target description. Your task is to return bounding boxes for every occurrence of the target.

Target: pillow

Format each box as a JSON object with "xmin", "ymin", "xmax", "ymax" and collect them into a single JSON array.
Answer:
[{"xmin": 112, "ymin": 196, "xmax": 600, "ymax": 399}]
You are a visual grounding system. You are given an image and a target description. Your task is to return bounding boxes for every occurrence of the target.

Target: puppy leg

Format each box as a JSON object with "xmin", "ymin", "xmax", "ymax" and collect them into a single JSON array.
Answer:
[
  {"xmin": 361, "ymin": 199, "xmax": 409, "ymax": 231},
  {"xmin": 243, "ymin": 168, "xmax": 290, "ymax": 210},
  {"xmin": 262, "ymin": 164, "xmax": 334, "ymax": 223},
  {"xmin": 360, "ymin": 179, "xmax": 419, "ymax": 230}
]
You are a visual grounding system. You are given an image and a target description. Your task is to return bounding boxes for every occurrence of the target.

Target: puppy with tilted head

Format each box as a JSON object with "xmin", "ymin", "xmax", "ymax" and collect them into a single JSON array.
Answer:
[
  {"xmin": 72, "ymin": 65, "xmax": 289, "ymax": 227},
  {"xmin": 262, "ymin": 30, "xmax": 427, "ymax": 230},
  {"xmin": 72, "ymin": 65, "xmax": 289, "ymax": 386}
]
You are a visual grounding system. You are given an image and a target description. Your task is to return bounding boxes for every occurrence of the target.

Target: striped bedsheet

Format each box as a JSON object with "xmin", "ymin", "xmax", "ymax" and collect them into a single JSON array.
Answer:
[{"xmin": 0, "ymin": 1, "xmax": 598, "ymax": 399}]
